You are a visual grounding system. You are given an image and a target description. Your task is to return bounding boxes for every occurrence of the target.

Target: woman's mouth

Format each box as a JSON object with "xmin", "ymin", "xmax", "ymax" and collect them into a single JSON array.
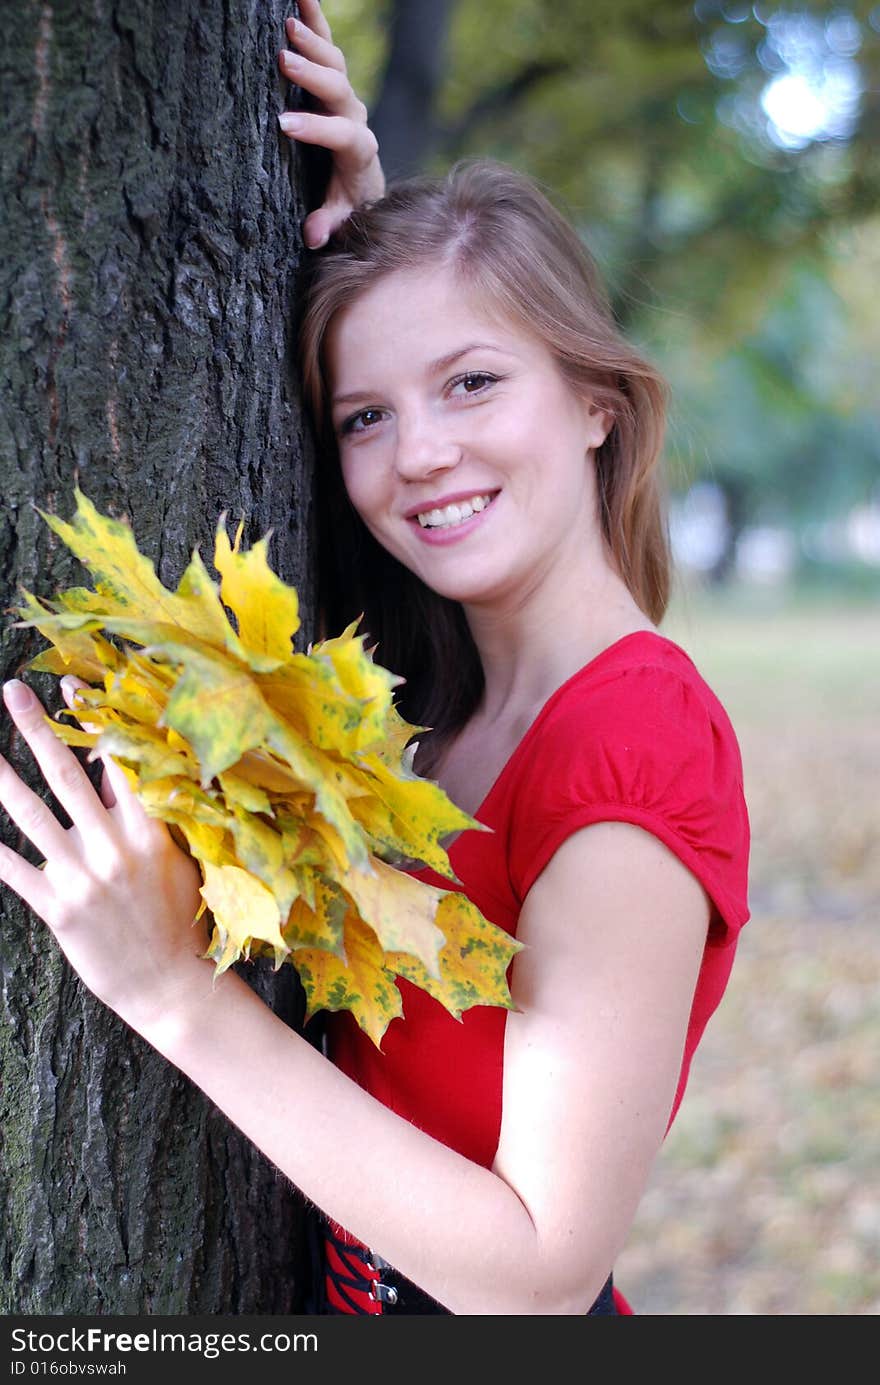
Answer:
[{"xmin": 413, "ymin": 492, "xmax": 498, "ymax": 531}]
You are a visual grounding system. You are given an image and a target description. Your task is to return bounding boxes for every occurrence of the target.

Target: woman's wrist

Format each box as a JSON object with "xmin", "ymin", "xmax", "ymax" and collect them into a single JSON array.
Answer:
[{"xmin": 125, "ymin": 949, "xmax": 243, "ymax": 1062}]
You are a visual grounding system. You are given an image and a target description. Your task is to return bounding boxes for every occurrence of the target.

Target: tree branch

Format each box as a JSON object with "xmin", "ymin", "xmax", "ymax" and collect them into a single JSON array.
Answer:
[{"xmin": 436, "ymin": 58, "xmax": 572, "ymax": 156}]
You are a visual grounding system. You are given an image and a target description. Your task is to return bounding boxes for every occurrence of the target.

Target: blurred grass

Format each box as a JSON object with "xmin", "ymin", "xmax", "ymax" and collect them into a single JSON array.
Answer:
[{"xmin": 614, "ymin": 580, "xmax": 880, "ymax": 1315}]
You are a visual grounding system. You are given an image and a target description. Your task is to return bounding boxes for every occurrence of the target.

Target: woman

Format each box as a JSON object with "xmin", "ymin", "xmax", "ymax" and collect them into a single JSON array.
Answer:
[{"xmin": 0, "ymin": 3, "xmax": 749, "ymax": 1315}]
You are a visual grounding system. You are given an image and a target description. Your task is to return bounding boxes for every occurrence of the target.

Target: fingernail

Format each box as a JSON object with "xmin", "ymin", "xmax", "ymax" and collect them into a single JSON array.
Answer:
[
  {"xmin": 3, "ymin": 680, "xmax": 33, "ymax": 711},
  {"xmin": 278, "ymin": 113, "xmax": 304, "ymax": 133}
]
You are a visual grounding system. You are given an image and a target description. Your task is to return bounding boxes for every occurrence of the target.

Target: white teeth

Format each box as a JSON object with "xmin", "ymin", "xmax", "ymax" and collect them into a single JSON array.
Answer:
[{"xmin": 415, "ymin": 493, "xmax": 494, "ymax": 529}]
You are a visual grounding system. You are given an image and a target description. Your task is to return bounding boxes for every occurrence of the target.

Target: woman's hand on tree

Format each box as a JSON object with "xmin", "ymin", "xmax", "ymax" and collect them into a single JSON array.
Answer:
[
  {"xmin": 0, "ymin": 677, "xmax": 210, "ymax": 1036},
  {"xmin": 278, "ymin": 1, "xmax": 386, "ymax": 249}
]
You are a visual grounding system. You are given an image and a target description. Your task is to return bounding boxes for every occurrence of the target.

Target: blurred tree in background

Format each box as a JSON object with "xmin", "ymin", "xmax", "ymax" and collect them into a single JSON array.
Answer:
[{"xmin": 330, "ymin": 0, "xmax": 880, "ymax": 579}]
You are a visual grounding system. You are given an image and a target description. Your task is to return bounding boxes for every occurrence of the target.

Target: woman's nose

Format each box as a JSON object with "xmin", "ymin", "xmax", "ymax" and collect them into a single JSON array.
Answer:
[{"xmin": 393, "ymin": 413, "xmax": 461, "ymax": 480}]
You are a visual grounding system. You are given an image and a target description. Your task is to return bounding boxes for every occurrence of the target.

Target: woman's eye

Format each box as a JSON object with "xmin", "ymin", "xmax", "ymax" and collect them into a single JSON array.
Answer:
[
  {"xmin": 340, "ymin": 408, "xmax": 384, "ymax": 436},
  {"xmin": 451, "ymin": 372, "xmax": 497, "ymax": 396}
]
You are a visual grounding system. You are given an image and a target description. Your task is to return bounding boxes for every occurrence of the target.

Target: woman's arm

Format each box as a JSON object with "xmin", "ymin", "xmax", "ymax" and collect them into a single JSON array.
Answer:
[
  {"xmin": 0, "ymin": 678, "xmax": 708, "ymax": 1315},
  {"xmin": 278, "ymin": 1, "xmax": 385, "ymax": 249}
]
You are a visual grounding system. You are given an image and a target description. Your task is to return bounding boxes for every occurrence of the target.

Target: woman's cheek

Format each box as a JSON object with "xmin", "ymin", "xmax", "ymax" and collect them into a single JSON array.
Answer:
[{"xmin": 341, "ymin": 454, "xmax": 389, "ymax": 526}]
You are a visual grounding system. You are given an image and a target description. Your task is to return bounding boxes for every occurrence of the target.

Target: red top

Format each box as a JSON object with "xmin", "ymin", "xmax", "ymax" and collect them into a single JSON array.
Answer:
[{"xmin": 325, "ymin": 630, "xmax": 751, "ymax": 1310}]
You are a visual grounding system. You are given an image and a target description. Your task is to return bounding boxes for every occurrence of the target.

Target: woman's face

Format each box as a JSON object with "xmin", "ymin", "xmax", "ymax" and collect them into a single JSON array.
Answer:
[{"xmin": 324, "ymin": 262, "xmax": 610, "ymax": 609}]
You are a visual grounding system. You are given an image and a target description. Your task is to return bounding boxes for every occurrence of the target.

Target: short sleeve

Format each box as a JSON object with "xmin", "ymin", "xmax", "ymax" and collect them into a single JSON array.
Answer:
[{"xmin": 507, "ymin": 663, "xmax": 751, "ymax": 941}]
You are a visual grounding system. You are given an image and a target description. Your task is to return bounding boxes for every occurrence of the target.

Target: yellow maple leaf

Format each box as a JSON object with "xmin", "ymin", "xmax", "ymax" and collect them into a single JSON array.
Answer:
[
  {"xmin": 95, "ymin": 724, "xmax": 198, "ymax": 786},
  {"xmin": 282, "ymin": 876, "xmax": 348, "ymax": 955},
  {"xmin": 257, "ymin": 655, "xmax": 372, "ymax": 754},
  {"xmin": 213, "ymin": 519, "xmax": 300, "ymax": 667},
  {"xmin": 348, "ymin": 754, "xmax": 482, "ymax": 879},
  {"xmin": 217, "ymin": 770, "xmax": 273, "ymax": 816},
  {"xmin": 37, "ymin": 488, "xmax": 239, "ymax": 652},
  {"xmin": 12, "ymin": 490, "xmax": 521, "ymax": 1047},
  {"xmin": 163, "ymin": 815, "xmax": 230, "ymax": 869},
  {"xmin": 15, "ymin": 588, "xmax": 121, "ymax": 683},
  {"xmin": 226, "ymin": 808, "xmax": 300, "ymax": 919},
  {"xmin": 158, "ymin": 642, "xmax": 280, "ymax": 785},
  {"xmin": 311, "ymin": 622, "xmax": 403, "ymax": 749},
  {"xmin": 386, "ymin": 893, "xmax": 522, "ymax": 1021},
  {"xmin": 200, "ymin": 862, "xmax": 288, "ymax": 973},
  {"xmin": 336, "ymin": 856, "xmax": 445, "ymax": 978},
  {"xmin": 293, "ymin": 912, "xmax": 404, "ymax": 1049}
]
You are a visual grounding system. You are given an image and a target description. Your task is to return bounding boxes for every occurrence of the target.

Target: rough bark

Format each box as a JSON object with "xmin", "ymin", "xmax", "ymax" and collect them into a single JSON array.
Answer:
[{"xmin": 0, "ymin": 0, "xmax": 319, "ymax": 1314}]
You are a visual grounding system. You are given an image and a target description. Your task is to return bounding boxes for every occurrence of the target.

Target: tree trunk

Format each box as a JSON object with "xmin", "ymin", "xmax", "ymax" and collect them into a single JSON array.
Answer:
[
  {"xmin": 0, "ymin": 0, "xmax": 319, "ymax": 1314},
  {"xmin": 370, "ymin": 0, "xmax": 455, "ymax": 180}
]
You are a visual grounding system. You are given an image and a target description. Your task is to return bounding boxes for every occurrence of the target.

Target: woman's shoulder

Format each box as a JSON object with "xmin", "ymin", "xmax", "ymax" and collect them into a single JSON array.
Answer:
[
  {"xmin": 526, "ymin": 628, "xmax": 742, "ymax": 770},
  {"xmin": 569, "ymin": 626, "xmax": 724, "ymax": 695},
  {"xmin": 505, "ymin": 628, "xmax": 750, "ymax": 927}
]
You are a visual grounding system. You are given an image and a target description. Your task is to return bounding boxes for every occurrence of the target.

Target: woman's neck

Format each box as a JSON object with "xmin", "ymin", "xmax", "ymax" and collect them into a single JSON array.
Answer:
[{"xmin": 463, "ymin": 549, "xmax": 654, "ymax": 727}]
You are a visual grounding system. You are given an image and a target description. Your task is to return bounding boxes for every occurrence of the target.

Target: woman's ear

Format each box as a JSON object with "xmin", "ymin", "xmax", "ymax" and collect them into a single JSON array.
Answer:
[{"xmin": 583, "ymin": 399, "xmax": 613, "ymax": 451}]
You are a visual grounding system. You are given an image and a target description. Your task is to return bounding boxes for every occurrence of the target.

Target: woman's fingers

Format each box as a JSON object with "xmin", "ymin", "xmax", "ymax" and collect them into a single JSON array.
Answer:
[
  {"xmin": 282, "ymin": 21, "xmax": 345, "ymax": 77},
  {"xmin": 0, "ymin": 749, "xmax": 70, "ymax": 864},
  {"xmin": 59, "ymin": 678, "xmax": 117, "ymax": 809},
  {"xmin": 59, "ymin": 678, "xmax": 150, "ymax": 835},
  {"xmin": 2, "ymin": 681, "xmax": 114, "ymax": 854},
  {"xmin": 279, "ymin": 51, "xmax": 360, "ymax": 117},
  {"xmin": 0, "ymin": 678, "xmax": 209, "ymax": 1028},
  {"xmin": 286, "ymin": 1, "xmax": 334, "ymax": 49},
  {"xmin": 278, "ymin": 110, "xmax": 378, "ymax": 163},
  {"xmin": 278, "ymin": 8, "xmax": 385, "ymax": 250},
  {"xmin": 301, "ymin": 206, "xmax": 335, "ymax": 250},
  {"xmin": 279, "ymin": 107, "xmax": 382, "ymax": 248},
  {"xmin": 96, "ymin": 751, "xmax": 147, "ymax": 834},
  {"xmin": 0, "ymin": 837, "xmax": 54, "ymax": 921}
]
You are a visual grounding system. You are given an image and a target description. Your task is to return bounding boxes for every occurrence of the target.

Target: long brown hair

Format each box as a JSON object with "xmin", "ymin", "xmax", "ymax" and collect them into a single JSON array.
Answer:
[{"xmin": 299, "ymin": 158, "xmax": 670, "ymax": 752}]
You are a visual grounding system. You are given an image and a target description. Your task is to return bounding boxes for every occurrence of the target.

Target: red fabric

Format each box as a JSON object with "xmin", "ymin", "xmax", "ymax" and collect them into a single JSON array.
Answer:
[
  {"xmin": 613, "ymin": 1286, "xmax": 634, "ymax": 1315},
  {"xmin": 323, "ymin": 1224, "xmax": 384, "ymax": 1314},
  {"xmin": 327, "ymin": 630, "xmax": 751, "ymax": 1312}
]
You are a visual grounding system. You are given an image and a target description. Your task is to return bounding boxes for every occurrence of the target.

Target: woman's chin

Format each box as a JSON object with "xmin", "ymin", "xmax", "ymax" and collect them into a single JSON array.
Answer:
[{"xmin": 422, "ymin": 574, "xmax": 507, "ymax": 608}]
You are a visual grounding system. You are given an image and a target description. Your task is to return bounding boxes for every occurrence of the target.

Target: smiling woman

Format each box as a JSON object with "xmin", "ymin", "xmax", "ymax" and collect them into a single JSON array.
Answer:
[
  {"xmin": 288, "ymin": 158, "xmax": 751, "ymax": 1314},
  {"xmin": 0, "ymin": 0, "xmax": 751, "ymax": 1319},
  {"xmin": 301, "ymin": 161, "xmax": 673, "ymax": 767},
  {"xmin": 324, "ymin": 262, "xmax": 611, "ymax": 613}
]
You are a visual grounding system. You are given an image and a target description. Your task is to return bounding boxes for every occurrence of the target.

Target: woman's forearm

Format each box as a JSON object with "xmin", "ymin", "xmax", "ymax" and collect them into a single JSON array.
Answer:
[
  {"xmin": 0, "ymin": 675, "xmax": 608, "ymax": 1315},
  {"xmin": 143, "ymin": 965, "xmax": 585, "ymax": 1316}
]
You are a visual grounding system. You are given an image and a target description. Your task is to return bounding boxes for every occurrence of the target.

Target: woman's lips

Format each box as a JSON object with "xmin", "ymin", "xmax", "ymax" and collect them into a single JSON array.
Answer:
[{"xmin": 408, "ymin": 492, "xmax": 499, "ymax": 546}]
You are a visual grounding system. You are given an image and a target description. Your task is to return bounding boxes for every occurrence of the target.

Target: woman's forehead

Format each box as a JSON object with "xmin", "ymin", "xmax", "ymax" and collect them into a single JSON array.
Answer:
[
  {"xmin": 336, "ymin": 262, "xmax": 503, "ymax": 326},
  {"xmin": 325, "ymin": 264, "xmax": 536, "ymax": 377}
]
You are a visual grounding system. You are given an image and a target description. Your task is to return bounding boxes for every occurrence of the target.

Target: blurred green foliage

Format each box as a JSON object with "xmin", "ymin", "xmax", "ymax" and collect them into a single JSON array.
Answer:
[
  {"xmin": 664, "ymin": 256, "xmax": 880, "ymax": 518},
  {"xmin": 327, "ymin": 0, "xmax": 879, "ymax": 535}
]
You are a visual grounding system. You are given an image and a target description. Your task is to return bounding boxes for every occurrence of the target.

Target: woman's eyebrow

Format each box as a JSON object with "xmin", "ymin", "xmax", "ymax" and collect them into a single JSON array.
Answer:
[
  {"xmin": 331, "ymin": 342, "xmax": 513, "ymax": 407},
  {"xmin": 426, "ymin": 341, "xmax": 512, "ymax": 373}
]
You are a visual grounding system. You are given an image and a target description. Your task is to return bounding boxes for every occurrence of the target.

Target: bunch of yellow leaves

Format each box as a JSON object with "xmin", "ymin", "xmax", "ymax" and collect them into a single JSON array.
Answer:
[{"xmin": 13, "ymin": 489, "xmax": 520, "ymax": 1047}]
